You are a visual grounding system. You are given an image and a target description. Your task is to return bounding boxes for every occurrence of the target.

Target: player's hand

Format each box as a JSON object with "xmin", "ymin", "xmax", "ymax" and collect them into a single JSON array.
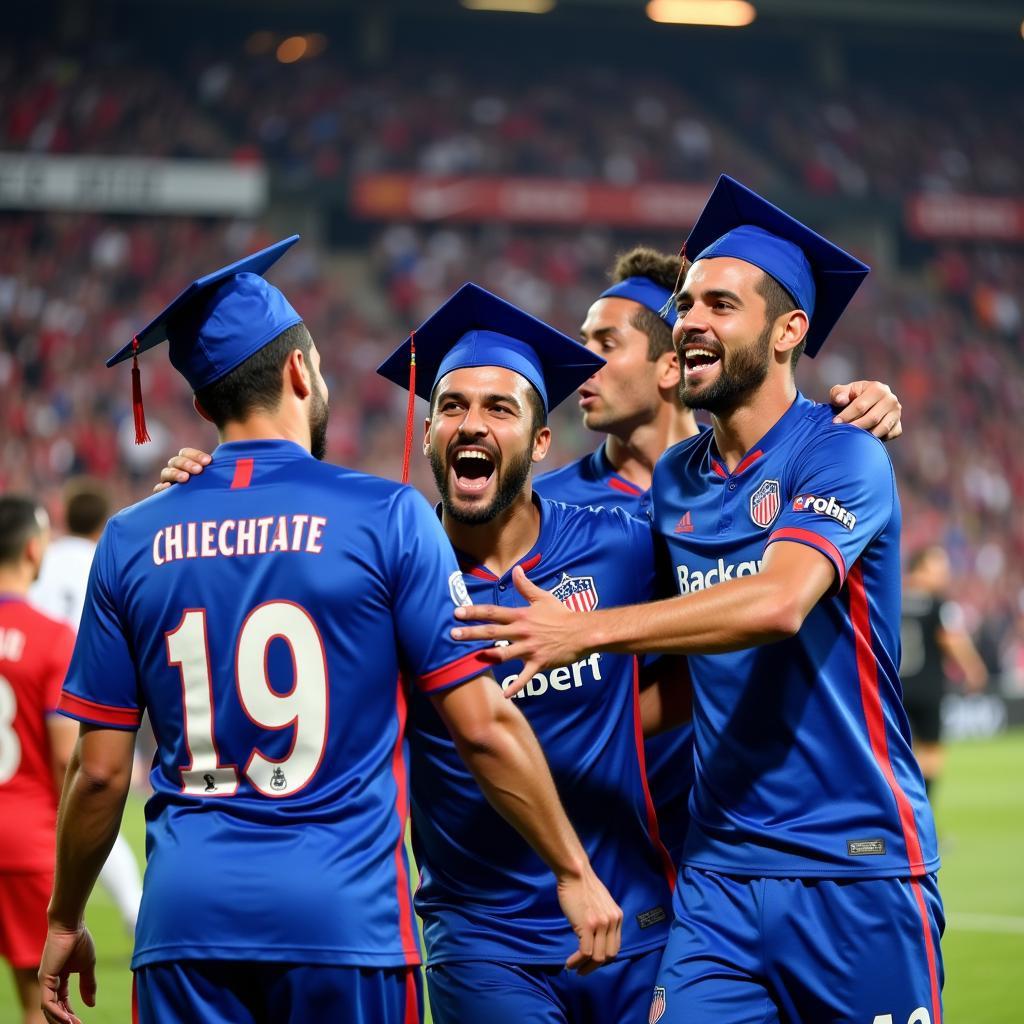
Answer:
[
  {"xmin": 557, "ymin": 862, "xmax": 623, "ymax": 975},
  {"xmin": 39, "ymin": 923, "xmax": 96, "ymax": 1024},
  {"xmin": 830, "ymin": 380, "xmax": 902, "ymax": 440},
  {"xmin": 452, "ymin": 566, "xmax": 589, "ymax": 691},
  {"xmin": 153, "ymin": 447, "xmax": 212, "ymax": 493}
]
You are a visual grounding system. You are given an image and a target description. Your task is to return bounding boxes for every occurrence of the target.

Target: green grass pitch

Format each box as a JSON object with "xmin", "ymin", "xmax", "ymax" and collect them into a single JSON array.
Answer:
[{"xmin": 4, "ymin": 730, "xmax": 1023, "ymax": 1023}]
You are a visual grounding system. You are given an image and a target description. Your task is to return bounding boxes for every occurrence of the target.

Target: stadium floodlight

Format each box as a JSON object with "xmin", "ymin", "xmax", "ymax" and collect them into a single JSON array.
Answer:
[
  {"xmin": 276, "ymin": 36, "xmax": 308, "ymax": 63},
  {"xmin": 646, "ymin": 0, "xmax": 756, "ymax": 27},
  {"xmin": 460, "ymin": 0, "xmax": 556, "ymax": 12}
]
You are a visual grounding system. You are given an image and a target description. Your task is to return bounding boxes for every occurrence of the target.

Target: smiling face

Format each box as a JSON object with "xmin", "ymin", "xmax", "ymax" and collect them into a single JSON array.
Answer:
[
  {"xmin": 577, "ymin": 296, "xmax": 678, "ymax": 434},
  {"xmin": 672, "ymin": 257, "xmax": 805, "ymax": 415},
  {"xmin": 424, "ymin": 365, "xmax": 551, "ymax": 525}
]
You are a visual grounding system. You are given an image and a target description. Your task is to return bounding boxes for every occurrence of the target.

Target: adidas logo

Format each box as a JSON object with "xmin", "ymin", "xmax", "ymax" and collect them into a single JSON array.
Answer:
[{"xmin": 673, "ymin": 511, "xmax": 694, "ymax": 534}]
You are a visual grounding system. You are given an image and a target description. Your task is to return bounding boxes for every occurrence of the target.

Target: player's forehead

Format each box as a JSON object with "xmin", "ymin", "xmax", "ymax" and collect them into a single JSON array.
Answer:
[
  {"xmin": 681, "ymin": 256, "xmax": 764, "ymax": 300},
  {"xmin": 433, "ymin": 365, "xmax": 532, "ymax": 406},
  {"xmin": 580, "ymin": 296, "xmax": 644, "ymax": 339}
]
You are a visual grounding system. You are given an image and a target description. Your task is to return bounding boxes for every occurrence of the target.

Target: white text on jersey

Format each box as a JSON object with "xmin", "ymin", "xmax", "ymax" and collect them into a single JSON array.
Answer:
[
  {"xmin": 676, "ymin": 557, "xmax": 762, "ymax": 593},
  {"xmin": 501, "ymin": 653, "xmax": 603, "ymax": 699},
  {"xmin": 152, "ymin": 515, "xmax": 327, "ymax": 566}
]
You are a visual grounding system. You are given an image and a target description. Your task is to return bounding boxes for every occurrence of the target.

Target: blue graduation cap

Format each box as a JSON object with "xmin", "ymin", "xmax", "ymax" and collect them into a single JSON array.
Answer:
[
  {"xmin": 107, "ymin": 235, "xmax": 303, "ymax": 442},
  {"xmin": 681, "ymin": 175, "xmax": 869, "ymax": 357},
  {"xmin": 599, "ymin": 276, "xmax": 677, "ymax": 327},
  {"xmin": 376, "ymin": 282, "xmax": 605, "ymax": 414}
]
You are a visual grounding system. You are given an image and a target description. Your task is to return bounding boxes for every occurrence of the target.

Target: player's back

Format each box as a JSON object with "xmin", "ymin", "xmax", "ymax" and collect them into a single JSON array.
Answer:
[
  {"xmin": 0, "ymin": 596, "xmax": 75, "ymax": 872},
  {"xmin": 61, "ymin": 439, "xmax": 458, "ymax": 970}
]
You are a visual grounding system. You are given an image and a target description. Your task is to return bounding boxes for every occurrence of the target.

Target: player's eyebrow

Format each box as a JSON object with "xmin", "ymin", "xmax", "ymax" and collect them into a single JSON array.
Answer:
[
  {"xmin": 437, "ymin": 389, "xmax": 524, "ymax": 412},
  {"xmin": 581, "ymin": 325, "xmax": 620, "ymax": 340},
  {"xmin": 676, "ymin": 288, "xmax": 744, "ymax": 308}
]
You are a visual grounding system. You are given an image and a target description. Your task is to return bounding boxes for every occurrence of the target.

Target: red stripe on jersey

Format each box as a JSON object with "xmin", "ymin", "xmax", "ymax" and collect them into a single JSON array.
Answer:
[
  {"xmin": 630, "ymin": 658, "xmax": 677, "ymax": 892},
  {"xmin": 733, "ymin": 449, "xmax": 765, "ymax": 476},
  {"xmin": 848, "ymin": 563, "xmax": 927, "ymax": 876},
  {"xmin": 403, "ymin": 966, "xmax": 420, "ymax": 1024},
  {"xmin": 390, "ymin": 676, "xmax": 420, "ymax": 965},
  {"xmin": 608, "ymin": 476, "xmax": 642, "ymax": 497},
  {"xmin": 710, "ymin": 460, "xmax": 727, "ymax": 478},
  {"xmin": 520, "ymin": 553, "xmax": 542, "ymax": 573},
  {"xmin": 465, "ymin": 566, "xmax": 496, "ymax": 581},
  {"xmin": 132, "ymin": 974, "xmax": 139, "ymax": 1024},
  {"xmin": 417, "ymin": 648, "xmax": 494, "ymax": 693},
  {"xmin": 911, "ymin": 878, "xmax": 943, "ymax": 1024},
  {"xmin": 58, "ymin": 691, "xmax": 141, "ymax": 729},
  {"xmin": 766, "ymin": 527, "xmax": 847, "ymax": 585},
  {"xmin": 230, "ymin": 458, "xmax": 254, "ymax": 489}
]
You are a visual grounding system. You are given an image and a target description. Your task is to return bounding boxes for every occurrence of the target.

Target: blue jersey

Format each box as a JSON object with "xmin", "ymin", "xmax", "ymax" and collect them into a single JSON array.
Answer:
[
  {"xmin": 59, "ymin": 439, "xmax": 492, "ymax": 970},
  {"xmin": 652, "ymin": 394, "xmax": 938, "ymax": 878},
  {"xmin": 410, "ymin": 497, "xmax": 676, "ymax": 965},
  {"xmin": 535, "ymin": 445, "xmax": 694, "ymax": 867}
]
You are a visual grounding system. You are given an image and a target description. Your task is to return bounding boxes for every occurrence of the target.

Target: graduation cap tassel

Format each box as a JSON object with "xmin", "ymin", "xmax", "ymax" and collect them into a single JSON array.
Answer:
[
  {"xmin": 130, "ymin": 336, "xmax": 151, "ymax": 445},
  {"xmin": 400, "ymin": 332, "xmax": 416, "ymax": 484}
]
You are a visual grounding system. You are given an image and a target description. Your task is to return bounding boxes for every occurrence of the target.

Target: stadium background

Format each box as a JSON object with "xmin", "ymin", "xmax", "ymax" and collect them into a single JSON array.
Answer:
[{"xmin": 1, "ymin": 0, "xmax": 1022, "ymax": 1020}]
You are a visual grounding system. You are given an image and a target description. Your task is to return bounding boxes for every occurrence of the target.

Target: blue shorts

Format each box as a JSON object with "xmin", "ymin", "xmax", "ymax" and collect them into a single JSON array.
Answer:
[
  {"xmin": 650, "ymin": 868, "xmax": 944, "ymax": 1024},
  {"xmin": 426, "ymin": 947, "xmax": 662, "ymax": 1024},
  {"xmin": 133, "ymin": 960, "xmax": 422, "ymax": 1024}
]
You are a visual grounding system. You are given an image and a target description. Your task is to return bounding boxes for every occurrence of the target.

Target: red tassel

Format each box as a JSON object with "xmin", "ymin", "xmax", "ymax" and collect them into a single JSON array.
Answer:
[
  {"xmin": 672, "ymin": 240, "xmax": 688, "ymax": 297},
  {"xmin": 400, "ymin": 333, "xmax": 416, "ymax": 484},
  {"xmin": 130, "ymin": 337, "xmax": 151, "ymax": 445}
]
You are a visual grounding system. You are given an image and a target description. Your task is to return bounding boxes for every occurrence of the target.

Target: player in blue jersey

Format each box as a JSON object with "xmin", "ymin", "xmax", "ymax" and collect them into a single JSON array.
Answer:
[
  {"xmin": 376, "ymin": 284, "xmax": 678, "ymax": 1024},
  {"xmin": 453, "ymin": 177, "xmax": 944, "ymax": 1024},
  {"xmin": 160, "ymin": 282, "xmax": 678, "ymax": 1023},
  {"xmin": 37, "ymin": 241, "xmax": 621, "ymax": 1024},
  {"xmin": 535, "ymin": 246, "xmax": 904, "ymax": 867}
]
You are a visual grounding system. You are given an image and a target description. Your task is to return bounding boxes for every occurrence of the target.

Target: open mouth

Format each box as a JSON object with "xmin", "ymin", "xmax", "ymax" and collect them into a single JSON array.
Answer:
[
  {"xmin": 451, "ymin": 448, "xmax": 496, "ymax": 494},
  {"xmin": 683, "ymin": 345, "xmax": 722, "ymax": 375}
]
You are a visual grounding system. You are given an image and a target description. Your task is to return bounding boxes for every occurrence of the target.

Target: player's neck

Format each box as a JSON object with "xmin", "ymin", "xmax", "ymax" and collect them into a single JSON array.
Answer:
[
  {"xmin": 711, "ymin": 375, "xmax": 797, "ymax": 472},
  {"xmin": 219, "ymin": 412, "xmax": 311, "ymax": 453},
  {"xmin": 0, "ymin": 566, "xmax": 32, "ymax": 597},
  {"xmin": 604, "ymin": 405, "xmax": 700, "ymax": 491},
  {"xmin": 443, "ymin": 487, "xmax": 541, "ymax": 578}
]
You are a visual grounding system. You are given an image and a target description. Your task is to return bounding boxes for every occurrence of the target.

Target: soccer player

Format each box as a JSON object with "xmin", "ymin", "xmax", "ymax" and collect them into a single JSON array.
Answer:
[
  {"xmin": 535, "ymin": 246, "xmax": 904, "ymax": 864},
  {"xmin": 38, "ymin": 239, "xmax": 621, "ymax": 1024},
  {"xmin": 0, "ymin": 496, "xmax": 77, "ymax": 1024},
  {"xmin": 453, "ymin": 176, "xmax": 944, "ymax": 1024},
  {"xmin": 31, "ymin": 479, "xmax": 144, "ymax": 935},
  {"xmin": 166, "ymin": 284, "xmax": 676, "ymax": 1024},
  {"xmin": 901, "ymin": 545, "xmax": 987, "ymax": 804}
]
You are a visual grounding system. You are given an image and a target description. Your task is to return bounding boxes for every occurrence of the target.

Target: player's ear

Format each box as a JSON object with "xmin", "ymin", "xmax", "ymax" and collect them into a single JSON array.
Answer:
[
  {"xmin": 774, "ymin": 309, "xmax": 809, "ymax": 360},
  {"xmin": 285, "ymin": 349, "xmax": 312, "ymax": 400},
  {"xmin": 422, "ymin": 416, "xmax": 433, "ymax": 457},
  {"xmin": 657, "ymin": 348, "xmax": 680, "ymax": 392},
  {"xmin": 193, "ymin": 396, "xmax": 216, "ymax": 423},
  {"xmin": 531, "ymin": 425, "xmax": 552, "ymax": 463}
]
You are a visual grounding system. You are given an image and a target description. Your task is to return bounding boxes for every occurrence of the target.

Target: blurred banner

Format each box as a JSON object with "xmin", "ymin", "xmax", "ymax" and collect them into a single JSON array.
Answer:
[
  {"xmin": 0, "ymin": 154, "xmax": 268, "ymax": 216},
  {"xmin": 906, "ymin": 194, "xmax": 1024, "ymax": 240},
  {"xmin": 352, "ymin": 173, "xmax": 709, "ymax": 228}
]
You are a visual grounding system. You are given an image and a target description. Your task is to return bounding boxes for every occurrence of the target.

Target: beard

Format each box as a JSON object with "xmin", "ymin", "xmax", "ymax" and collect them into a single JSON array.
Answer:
[
  {"xmin": 429, "ymin": 441, "xmax": 534, "ymax": 525},
  {"xmin": 678, "ymin": 321, "xmax": 773, "ymax": 416},
  {"xmin": 308, "ymin": 378, "xmax": 329, "ymax": 462}
]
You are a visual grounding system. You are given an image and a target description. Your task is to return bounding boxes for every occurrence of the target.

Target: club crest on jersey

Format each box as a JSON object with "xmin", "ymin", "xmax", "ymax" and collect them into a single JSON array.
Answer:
[
  {"xmin": 749, "ymin": 479, "xmax": 781, "ymax": 529},
  {"xmin": 448, "ymin": 570, "xmax": 472, "ymax": 608},
  {"xmin": 551, "ymin": 573, "xmax": 599, "ymax": 612},
  {"xmin": 649, "ymin": 986, "xmax": 667, "ymax": 1024}
]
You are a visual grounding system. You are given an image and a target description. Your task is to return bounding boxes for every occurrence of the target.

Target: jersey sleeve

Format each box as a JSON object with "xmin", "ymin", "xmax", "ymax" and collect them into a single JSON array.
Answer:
[
  {"xmin": 764, "ymin": 428, "xmax": 896, "ymax": 588},
  {"xmin": 385, "ymin": 487, "xmax": 494, "ymax": 695},
  {"xmin": 58, "ymin": 520, "xmax": 143, "ymax": 730}
]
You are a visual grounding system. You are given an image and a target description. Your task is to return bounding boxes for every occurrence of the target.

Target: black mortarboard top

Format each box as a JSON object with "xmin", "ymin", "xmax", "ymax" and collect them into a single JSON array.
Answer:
[{"xmin": 683, "ymin": 175, "xmax": 869, "ymax": 357}]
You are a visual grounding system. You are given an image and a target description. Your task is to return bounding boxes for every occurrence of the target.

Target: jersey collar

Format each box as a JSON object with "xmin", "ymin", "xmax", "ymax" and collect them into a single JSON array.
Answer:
[
  {"xmin": 594, "ymin": 441, "xmax": 646, "ymax": 498},
  {"xmin": 210, "ymin": 438, "xmax": 313, "ymax": 460},
  {"xmin": 708, "ymin": 392, "xmax": 812, "ymax": 479},
  {"xmin": 450, "ymin": 493, "xmax": 554, "ymax": 583}
]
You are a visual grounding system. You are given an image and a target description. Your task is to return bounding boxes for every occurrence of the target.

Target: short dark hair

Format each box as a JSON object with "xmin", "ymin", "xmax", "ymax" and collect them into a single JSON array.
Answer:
[
  {"xmin": 429, "ymin": 379, "xmax": 548, "ymax": 435},
  {"xmin": 64, "ymin": 478, "xmax": 110, "ymax": 536},
  {"xmin": 611, "ymin": 247, "xmax": 681, "ymax": 360},
  {"xmin": 755, "ymin": 272, "xmax": 804, "ymax": 366},
  {"xmin": 195, "ymin": 323, "xmax": 313, "ymax": 429},
  {"xmin": 0, "ymin": 495, "xmax": 45, "ymax": 566}
]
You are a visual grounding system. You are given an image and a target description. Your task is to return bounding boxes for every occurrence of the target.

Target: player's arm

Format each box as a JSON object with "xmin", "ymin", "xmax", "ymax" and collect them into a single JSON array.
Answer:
[
  {"xmin": 454, "ymin": 542, "xmax": 834, "ymax": 690},
  {"xmin": 431, "ymin": 675, "xmax": 623, "ymax": 972},
  {"xmin": 40, "ymin": 725, "xmax": 135, "ymax": 1024},
  {"xmin": 937, "ymin": 619, "xmax": 989, "ymax": 692},
  {"xmin": 46, "ymin": 716, "xmax": 79, "ymax": 796},
  {"xmin": 639, "ymin": 657, "xmax": 693, "ymax": 737},
  {"xmin": 829, "ymin": 380, "xmax": 902, "ymax": 440}
]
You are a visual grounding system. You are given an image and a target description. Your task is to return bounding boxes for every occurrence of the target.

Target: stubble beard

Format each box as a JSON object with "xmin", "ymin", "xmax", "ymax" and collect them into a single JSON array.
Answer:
[{"xmin": 678, "ymin": 321, "xmax": 774, "ymax": 416}]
